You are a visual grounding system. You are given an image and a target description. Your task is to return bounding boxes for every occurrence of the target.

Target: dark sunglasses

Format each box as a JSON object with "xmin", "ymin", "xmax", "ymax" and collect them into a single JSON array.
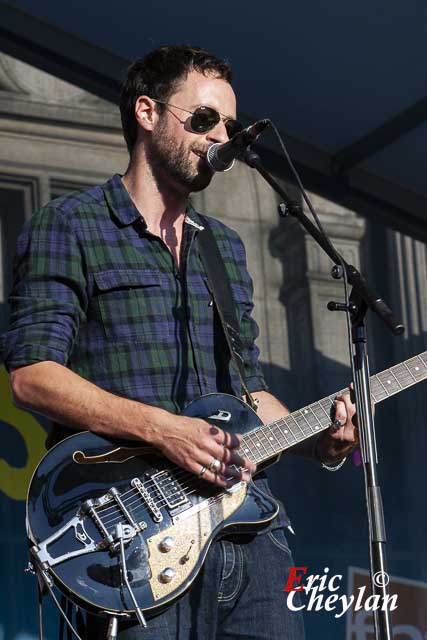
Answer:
[{"xmin": 151, "ymin": 99, "xmax": 243, "ymax": 139}]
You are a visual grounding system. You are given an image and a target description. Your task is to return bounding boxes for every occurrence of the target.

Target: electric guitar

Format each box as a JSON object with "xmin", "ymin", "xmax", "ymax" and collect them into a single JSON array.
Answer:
[{"xmin": 27, "ymin": 351, "xmax": 427, "ymax": 621}]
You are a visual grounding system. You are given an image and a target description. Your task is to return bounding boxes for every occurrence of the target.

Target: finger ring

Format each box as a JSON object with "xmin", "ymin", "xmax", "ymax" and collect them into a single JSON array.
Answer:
[
  {"xmin": 208, "ymin": 458, "xmax": 221, "ymax": 473},
  {"xmin": 330, "ymin": 418, "xmax": 342, "ymax": 432},
  {"xmin": 199, "ymin": 465, "xmax": 208, "ymax": 478}
]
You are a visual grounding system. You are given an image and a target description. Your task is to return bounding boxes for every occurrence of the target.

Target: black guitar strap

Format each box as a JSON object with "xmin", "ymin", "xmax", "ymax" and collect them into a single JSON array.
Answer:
[{"xmin": 196, "ymin": 217, "xmax": 257, "ymax": 411}]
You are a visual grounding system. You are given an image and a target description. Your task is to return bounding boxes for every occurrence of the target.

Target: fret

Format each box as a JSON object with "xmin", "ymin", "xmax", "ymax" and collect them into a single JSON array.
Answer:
[
  {"xmin": 418, "ymin": 353, "xmax": 427, "ymax": 370},
  {"xmin": 299, "ymin": 409, "xmax": 313, "ymax": 432},
  {"xmin": 407, "ymin": 355, "xmax": 427, "ymax": 381},
  {"xmin": 393, "ymin": 363, "xmax": 415, "ymax": 387},
  {"xmin": 246, "ymin": 431, "xmax": 266, "ymax": 463},
  {"xmin": 316, "ymin": 399, "xmax": 332, "ymax": 424},
  {"xmin": 371, "ymin": 375, "xmax": 389, "ymax": 401},
  {"xmin": 303, "ymin": 406, "xmax": 323, "ymax": 433},
  {"xmin": 288, "ymin": 413, "xmax": 306, "ymax": 438},
  {"xmin": 250, "ymin": 351, "xmax": 427, "ymax": 465},
  {"xmin": 253, "ymin": 437, "xmax": 269, "ymax": 461},
  {"xmin": 311, "ymin": 404, "xmax": 326, "ymax": 430},
  {"xmin": 300, "ymin": 407, "xmax": 317, "ymax": 430},
  {"xmin": 278, "ymin": 418, "xmax": 298, "ymax": 444},
  {"xmin": 319, "ymin": 396, "xmax": 335, "ymax": 416},
  {"xmin": 269, "ymin": 422, "xmax": 291, "ymax": 449},
  {"xmin": 377, "ymin": 370, "xmax": 400, "ymax": 396},
  {"xmin": 402, "ymin": 362, "xmax": 417, "ymax": 383},
  {"xmin": 389, "ymin": 367, "xmax": 404, "ymax": 390},
  {"xmin": 375, "ymin": 375, "xmax": 389, "ymax": 394},
  {"xmin": 292, "ymin": 411, "xmax": 314, "ymax": 436},
  {"xmin": 265, "ymin": 422, "xmax": 285, "ymax": 451},
  {"xmin": 240, "ymin": 434, "xmax": 258, "ymax": 462},
  {"xmin": 255, "ymin": 427, "xmax": 276, "ymax": 457}
]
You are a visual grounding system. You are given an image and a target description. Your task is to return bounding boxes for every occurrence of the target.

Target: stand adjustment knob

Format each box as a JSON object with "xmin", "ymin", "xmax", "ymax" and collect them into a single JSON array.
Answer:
[
  {"xmin": 159, "ymin": 537, "xmax": 174, "ymax": 552},
  {"xmin": 159, "ymin": 568, "xmax": 175, "ymax": 583}
]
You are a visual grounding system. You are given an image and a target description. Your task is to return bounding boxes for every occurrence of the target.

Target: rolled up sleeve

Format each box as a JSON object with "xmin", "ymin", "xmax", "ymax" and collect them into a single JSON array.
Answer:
[
  {"xmin": 239, "ymin": 286, "xmax": 269, "ymax": 393},
  {"xmin": 1, "ymin": 206, "xmax": 87, "ymax": 371}
]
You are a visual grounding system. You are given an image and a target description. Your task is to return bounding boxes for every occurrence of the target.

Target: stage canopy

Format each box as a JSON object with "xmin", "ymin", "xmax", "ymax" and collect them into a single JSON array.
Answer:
[{"xmin": 1, "ymin": 0, "xmax": 426, "ymax": 240}]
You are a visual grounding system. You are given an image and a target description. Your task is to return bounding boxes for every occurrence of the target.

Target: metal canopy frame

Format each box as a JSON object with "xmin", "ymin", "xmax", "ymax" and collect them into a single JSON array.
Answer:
[
  {"xmin": 1, "ymin": 1, "xmax": 426, "ymax": 243},
  {"xmin": 0, "ymin": 1, "xmax": 125, "ymax": 102},
  {"xmin": 332, "ymin": 96, "xmax": 427, "ymax": 174}
]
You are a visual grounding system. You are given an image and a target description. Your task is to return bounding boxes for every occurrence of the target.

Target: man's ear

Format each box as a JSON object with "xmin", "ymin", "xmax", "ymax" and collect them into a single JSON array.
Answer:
[{"xmin": 135, "ymin": 96, "xmax": 158, "ymax": 132}]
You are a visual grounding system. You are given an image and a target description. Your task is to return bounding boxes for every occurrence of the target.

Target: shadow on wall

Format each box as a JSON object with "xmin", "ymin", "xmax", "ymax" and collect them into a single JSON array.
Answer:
[{"xmin": 260, "ymin": 340, "xmax": 427, "ymax": 573}]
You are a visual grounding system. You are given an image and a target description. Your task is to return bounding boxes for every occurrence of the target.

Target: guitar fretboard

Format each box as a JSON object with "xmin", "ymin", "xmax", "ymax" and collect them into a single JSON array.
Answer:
[{"xmin": 240, "ymin": 351, "xmax": 427, "ymax": 464}]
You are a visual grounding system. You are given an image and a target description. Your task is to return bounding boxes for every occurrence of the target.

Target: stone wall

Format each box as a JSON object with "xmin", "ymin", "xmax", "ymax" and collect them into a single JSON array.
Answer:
[{"xmin": 1, "ymin": 51, "xmax": 426, "ymax": 640}]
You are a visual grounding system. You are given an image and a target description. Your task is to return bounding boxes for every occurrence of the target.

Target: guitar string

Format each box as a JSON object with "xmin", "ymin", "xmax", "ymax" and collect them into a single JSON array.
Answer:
[
  {"xmin": 93, "ymin": 396, "xmax": 342, "ymax": 521},
  {"xmin": 97, "ymin": 468, "xmax": 245, "ymax": 527},
  {"xmin": 85, "ymin": 362, "xmax": 424, "ymax": 530},
  {"xmin": 93, "ymin": 396, "xmax": 339, "ymax": 519},
  {"xmin": 95, "ymin": 464, "xmax": 246, "ymax": 523},
  {"xmin": 94, "ymin": 425, "xmax": 294, "ymax": 523},
  {"xmin": 95, "ymin": 387, "xmax": 375, "ymax": 525},
  {"xmin": 94, "ymin": 442, "xmax": 276, "ymax": 519},
  {"xmin": 93, "ymin": 456, "xmax": 253, "ymax": 518},
  {"xmin": 88, "ymin": 364, "xmax": 424, "ymax": 524},
  {"xmin": 97, "ymin": 476, "xmax": 242, "ymax": 530},
  {"xmin": 94, "ymin": 407, "xmax": 330, "ymax": 527}
]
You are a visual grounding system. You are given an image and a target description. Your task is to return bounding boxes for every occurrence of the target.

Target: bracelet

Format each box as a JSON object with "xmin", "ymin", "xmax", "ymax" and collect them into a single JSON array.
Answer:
[
  {"xmin": 321, "ymin": 456, "xmax": 347, "ymax": 472},
  {"xmin": 313, "ymin": 435, "xmax": 349, "ymax": 472}
]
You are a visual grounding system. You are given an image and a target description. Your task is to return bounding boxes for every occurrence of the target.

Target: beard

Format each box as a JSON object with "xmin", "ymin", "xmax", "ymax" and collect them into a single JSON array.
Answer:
[{"xmin": 148, "ymin": 122, "xmax": 214, "ymax": 194}]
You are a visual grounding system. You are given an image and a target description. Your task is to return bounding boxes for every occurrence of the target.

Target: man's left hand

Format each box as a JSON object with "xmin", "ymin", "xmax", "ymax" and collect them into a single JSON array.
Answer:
[{"xmin": 315, "ymin": 388, "xmax": 359, "ymax": 464}]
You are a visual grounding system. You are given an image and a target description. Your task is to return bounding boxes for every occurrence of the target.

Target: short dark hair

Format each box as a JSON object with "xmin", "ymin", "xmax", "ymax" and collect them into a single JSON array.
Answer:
[{"xmin": 119, "ymin": 45, "xmax": 233, "ymax": 154}]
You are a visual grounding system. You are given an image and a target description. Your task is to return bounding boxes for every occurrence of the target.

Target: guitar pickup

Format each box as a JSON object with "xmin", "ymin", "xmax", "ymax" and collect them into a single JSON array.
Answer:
[{"xmin": 152, "ymin": 471, "xmax": 189, "ymax": 510}]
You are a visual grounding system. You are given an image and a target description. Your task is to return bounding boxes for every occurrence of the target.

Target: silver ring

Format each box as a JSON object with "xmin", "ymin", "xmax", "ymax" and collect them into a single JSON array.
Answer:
[
  {"xmin": 199, "ymin": 465, "xmax": 208, "ymax": 478},
  {"xmin": 330, "ymin": 418, "xmax": 343, "ymax": 432},
  {"xmin": 208, "ymin": 458, "xmax": 221, "ymax": 473}
]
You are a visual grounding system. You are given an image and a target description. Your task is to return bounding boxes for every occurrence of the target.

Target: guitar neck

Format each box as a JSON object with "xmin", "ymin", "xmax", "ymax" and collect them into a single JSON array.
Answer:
[{"xmin": 241, "ymin": 351, "xmax": 427, "ymax": 465}]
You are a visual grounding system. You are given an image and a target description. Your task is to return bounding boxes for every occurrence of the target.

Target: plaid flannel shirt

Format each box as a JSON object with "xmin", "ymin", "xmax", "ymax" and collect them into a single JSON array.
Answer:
[
  {"xmin": 1, "ymin": 174, "xmax": 292, "ymax": 530},
  {"xmin": 2, "ymin": 174, "xmax": 267, "ymax": 413}
]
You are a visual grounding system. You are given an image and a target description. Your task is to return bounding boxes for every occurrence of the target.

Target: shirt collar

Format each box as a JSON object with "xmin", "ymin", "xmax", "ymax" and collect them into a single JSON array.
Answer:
[
  {"xmin": 103, "ymin": 173, "xmax": 206, "ymax": 230},
  {"xmin": 103, "ymin": 174, "xmax": 145, "ymax": 226},
  {"xmin": 185, "ymin": 203, "xmax": 205, "ymax": 231}
]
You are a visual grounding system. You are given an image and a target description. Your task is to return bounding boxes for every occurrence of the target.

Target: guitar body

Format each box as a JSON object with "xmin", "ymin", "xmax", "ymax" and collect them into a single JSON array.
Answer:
[{"xmin": 26, "ymin": 393, "xmax": 278, "ymax": 619}]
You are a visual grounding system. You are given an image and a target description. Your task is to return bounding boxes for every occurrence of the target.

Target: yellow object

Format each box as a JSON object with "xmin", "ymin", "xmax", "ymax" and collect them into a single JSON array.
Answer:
[{"xmin": 0, "ymin": 365, "xmax": 46, "ymax": 501}]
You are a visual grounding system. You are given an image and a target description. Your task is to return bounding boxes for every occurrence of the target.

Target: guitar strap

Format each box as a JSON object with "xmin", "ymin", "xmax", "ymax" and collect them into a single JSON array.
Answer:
[{"xmin": 196, "ymin": 216, "xmax": 258, "ymax": 411}]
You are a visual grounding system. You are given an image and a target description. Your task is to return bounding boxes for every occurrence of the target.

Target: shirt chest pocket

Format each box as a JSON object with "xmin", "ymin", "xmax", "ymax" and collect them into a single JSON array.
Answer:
[{"xmin": 93, "ymin": 269, "xmax": 170, "ymax": 342}]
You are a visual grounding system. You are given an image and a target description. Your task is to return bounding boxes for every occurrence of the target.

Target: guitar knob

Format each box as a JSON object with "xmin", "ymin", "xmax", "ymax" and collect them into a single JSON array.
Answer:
[
  {"xmin": 158, "ymin": 537, "xmax": 174, "ymax": 552},
  {"xmin": 159, "ymin": 568, "xmax": 175, "ymax": 583}
]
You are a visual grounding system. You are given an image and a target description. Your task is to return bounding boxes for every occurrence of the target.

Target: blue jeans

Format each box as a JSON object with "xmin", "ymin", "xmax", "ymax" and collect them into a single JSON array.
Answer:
[{"xmin": 79, "ymin": 528, "xmax": 305, "ymax": 640}]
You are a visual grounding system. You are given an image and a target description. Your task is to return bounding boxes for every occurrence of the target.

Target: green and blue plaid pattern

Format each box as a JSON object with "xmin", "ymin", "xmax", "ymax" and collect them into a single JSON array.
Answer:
[
  {"xmin": 2, "ymin": 174, "xmax": 267, "ymax": 412},
  {"xmin": 1, "ymin": 174, "xmax": 291, "ymax": 529}
]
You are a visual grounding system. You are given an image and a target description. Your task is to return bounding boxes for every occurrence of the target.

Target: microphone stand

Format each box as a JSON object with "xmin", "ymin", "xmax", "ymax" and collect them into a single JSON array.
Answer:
[{"xmin": 242, "ymin": 148, "xmax": 403, "ymax": 640}]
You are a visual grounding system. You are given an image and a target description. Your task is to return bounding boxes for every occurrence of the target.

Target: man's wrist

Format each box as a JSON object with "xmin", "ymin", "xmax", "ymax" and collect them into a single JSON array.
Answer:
[{"xmin": 314, "ymin": 432, "xmax": 355, "ymax": 465}]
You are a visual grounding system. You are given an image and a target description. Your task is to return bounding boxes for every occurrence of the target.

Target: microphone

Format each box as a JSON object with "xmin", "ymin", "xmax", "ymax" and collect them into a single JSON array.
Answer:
[{"xmin": 206, "ymin": 119, "xmax": 271, "ymax": 172}]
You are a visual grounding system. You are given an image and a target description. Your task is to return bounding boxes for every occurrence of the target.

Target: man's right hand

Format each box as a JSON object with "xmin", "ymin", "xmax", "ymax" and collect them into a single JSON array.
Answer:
[
  {"xmin": 151, "ymin": 415, "xmax": 257, "ymax": 489},
  {"xmin": 10, "ymin": 362, "xmax": 256, "ymax": 489}
]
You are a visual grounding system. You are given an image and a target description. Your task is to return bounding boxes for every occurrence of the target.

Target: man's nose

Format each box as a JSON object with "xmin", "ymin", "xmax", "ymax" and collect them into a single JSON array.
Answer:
[{"xmin": 206, "ymin": 120, "xmax": 229, "ymax": 145}]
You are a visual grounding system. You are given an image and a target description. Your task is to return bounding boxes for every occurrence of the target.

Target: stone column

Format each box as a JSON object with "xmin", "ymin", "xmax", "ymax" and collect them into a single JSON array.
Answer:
[
  {"xmin": 271, "ymin": 193, "xmax": 366, "ymax": 404},
  {"xmin": 383, "ymin": 229, "xmax": 427, "ymax": 555},
  {"xmin": 191, "ymin": 161, "xmax": 293, "ymax": 401}
]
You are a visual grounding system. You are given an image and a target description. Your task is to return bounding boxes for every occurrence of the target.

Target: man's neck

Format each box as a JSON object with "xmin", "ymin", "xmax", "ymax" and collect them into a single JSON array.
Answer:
[{"xmin": 122, "ymin": 159, "xmax": 188, "ymax": 232}]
